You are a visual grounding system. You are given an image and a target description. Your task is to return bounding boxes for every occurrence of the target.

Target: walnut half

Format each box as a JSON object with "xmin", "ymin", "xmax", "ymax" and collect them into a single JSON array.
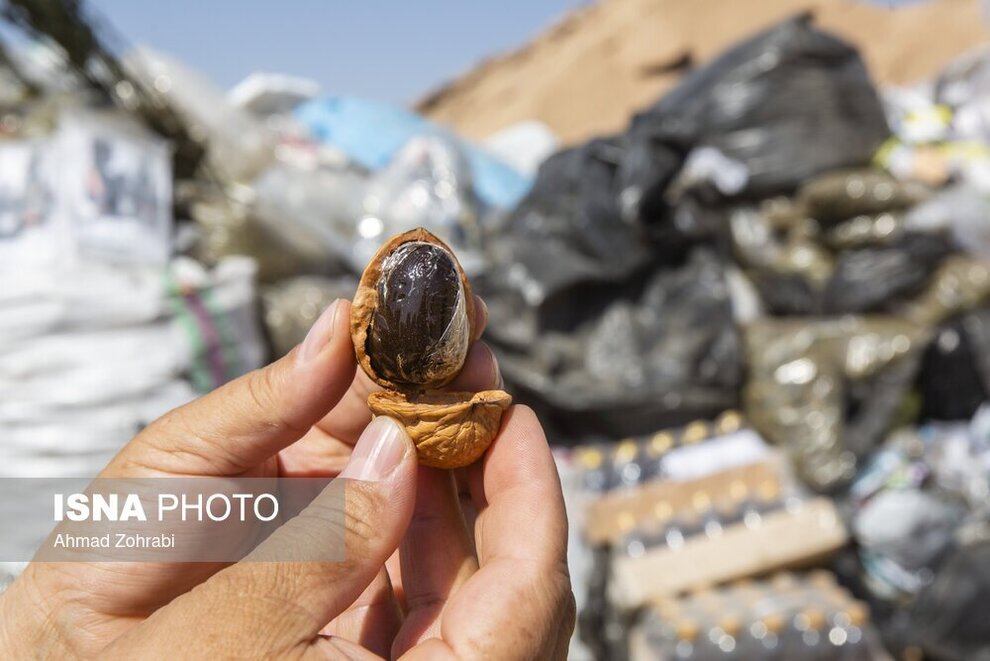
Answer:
[
  {"xmin": 368, "ymin": 390, "xmax": 512, "ymax": 468},
  {"xmin": 351, "ymin": 228, "xmax": 512, "ymax": 469}
]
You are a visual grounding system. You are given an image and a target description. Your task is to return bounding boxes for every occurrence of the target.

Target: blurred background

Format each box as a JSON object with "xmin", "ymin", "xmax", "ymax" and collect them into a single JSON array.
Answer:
[{"xmin": 2, "ymin": 0, "xmax": 990, "ymax": 658}]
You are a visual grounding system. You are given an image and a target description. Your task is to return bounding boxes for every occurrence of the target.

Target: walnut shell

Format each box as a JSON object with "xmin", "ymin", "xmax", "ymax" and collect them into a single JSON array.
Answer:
[
  {"xmin": 368, "ymin": 390, "xmax": 512, "ymax": 468},
  {"xmin": 351, "ymin": 228, "xmax": 476, "ymax": 391}
]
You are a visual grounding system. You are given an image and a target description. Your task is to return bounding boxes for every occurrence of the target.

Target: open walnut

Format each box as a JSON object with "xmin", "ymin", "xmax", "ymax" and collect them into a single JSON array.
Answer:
[{"xmin": 351, "ymin": 228, "xmax": 511, "ymax": 469}]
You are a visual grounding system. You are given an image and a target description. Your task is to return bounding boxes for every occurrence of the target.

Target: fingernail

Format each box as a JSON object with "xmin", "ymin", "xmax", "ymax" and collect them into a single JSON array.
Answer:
[
  {"xmin": 299, "ymin": 299, "xmax": 340, "ymax": 363},
  {"xmin": 340, "ymin": 417, "xmax": 408, "ymax": 481}
]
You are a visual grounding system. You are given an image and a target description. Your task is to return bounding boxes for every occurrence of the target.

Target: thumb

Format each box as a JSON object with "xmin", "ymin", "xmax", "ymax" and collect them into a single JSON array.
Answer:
[{"xmin": 125, "ymin": 417, "xmax": 418, "ymax": 658}]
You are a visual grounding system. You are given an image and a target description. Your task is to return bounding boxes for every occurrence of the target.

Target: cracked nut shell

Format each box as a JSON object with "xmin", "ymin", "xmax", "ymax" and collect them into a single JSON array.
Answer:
[
  {"xmin": 351, "ymin": 228, "xmax": 511, "ymax": 469},
  {"xmin": 351, "ymin": 228, "xmax": 476, "ymax": 391},
  {"xmin": 367, "ymin": 390, "xmax": 512, "ymax": 468}
]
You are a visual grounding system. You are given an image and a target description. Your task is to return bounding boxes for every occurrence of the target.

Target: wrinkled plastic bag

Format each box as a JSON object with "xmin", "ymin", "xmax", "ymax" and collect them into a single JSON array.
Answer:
[
  {"xmin": 490, "ymin": 15, "xmax": 889, "ymax": 319},
  {"xmin": 906, "ymin": 185, "xmax": 990, "ymax": 261},
  {"xmin": 826, "ymin": 212, "xmax": 906, "ymax": 250},
  {"xmin": 856, "ymin": 489, "xmax": 962, "ymax": 586},
  {"xmin": 489, "ymin": 249, "xmax": 741, "ymax": 442},
  {"xmin": 744, "ymin": 317, "xmax": 926, "ymax": 491},
  {"xmin": 729, "ymin": 206, "xmax": 833, "ymax": 315},
  {"xmin": 0, "ymin": 256, "xmax": 266, "ymax": 478},
  {"xmin": 796, "ymin": 169, "xmax": 927, "ymax": 224},
  {"xmin": 352, "ymin": 136, "xmax": 484, "ymax": 273},
  {"xmin": 488, "ymin": 138, "xmax": 662, "ymax": 311},
  {"xmin": 193, "ymin": 164, "xmax": 360, "ymax": 283},
  {"xmin": 918, "ymin": 308, "xmax": 990, "ymax": 421},
  {"xmin": 936, "ymin": 46, "xmax": 990, "ymax": 144},
  {"xmin": 823, "ymin": 233, "xmax": 953, "ymax": 314},
  {"xmin": 483, "ymin": 120, "xmax": 558, "ymax": 176},
  {"xmin": 126, "ymin": 47, "xmax": 275, "ymax": 182},
  {"xmin": 623, "ymin": 14, "xmax": 889, "ymax": 210}
]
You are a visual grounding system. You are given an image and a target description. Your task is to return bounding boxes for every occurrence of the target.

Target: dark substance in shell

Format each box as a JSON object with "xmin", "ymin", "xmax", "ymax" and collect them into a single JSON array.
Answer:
[{"xmin": 367, "ymin": 242, "xmax": 468, "ymax": 387}]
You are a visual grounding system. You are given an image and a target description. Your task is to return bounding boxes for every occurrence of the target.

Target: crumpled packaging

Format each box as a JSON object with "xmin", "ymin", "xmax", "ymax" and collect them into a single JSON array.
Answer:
[
  {"xmin": 488, "ymin": 249, "xmax": 742, "ymax": 442},
  {"xmin": 745, "ymin": 255, "xmax": 990, "ymax": 492},
  {"xmin": 744, "ymin": 317, "xmax": 927, "ymax": 491},
  {"xmin": 796, "ymin": 169, "xmax": 929, "ymax": 224}
]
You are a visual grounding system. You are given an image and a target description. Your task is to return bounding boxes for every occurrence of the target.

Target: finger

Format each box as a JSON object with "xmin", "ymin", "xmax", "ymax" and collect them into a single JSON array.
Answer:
[
  {"xmin": 322, "ymin": 568, "xmax": 401, "ymax": 658},
  {"xmin": 474, "ymin": 407, "xmax": 567, "ymax": 563},
  {"xmin": 277, "ymin": 429, "xmax": 353, "ymax": 478},
  {"xmin": 472, "ymin": 294, "xmax": 488, "ymax": 341},
  {"xmin": 385, "ymin": 549, "xmax": 405, "ymax": 608},
  {"xmin": 446, "ymin": 341, "xmax": 502, "ymax": 392},
  {"xmin": 436, "ymin": 407, "xmax": 574, "ymax": 660},
  {"xmin": 392, "ymin": 467, "xmax": 478, "ymax": 657},
  {"xmin": 315, "ymin": 636, "xmax": 383, "ymax": 660},
  {"xmin": 129, "ymin": 417, "xmax": 418, "ymax": 657},
  {"xmin": 401, "ymin": 638, "xmax": 458, "ymax": 660},
  {"xmin": 105, "ymin": 300, "xmax": 356, "ymax": 477}
]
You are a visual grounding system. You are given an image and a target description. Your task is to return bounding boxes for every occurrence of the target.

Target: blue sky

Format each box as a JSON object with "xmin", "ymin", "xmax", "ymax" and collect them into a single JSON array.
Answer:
[{"xmin": 87, "ymin": 1, "xmax": 589, "ymax": 105}]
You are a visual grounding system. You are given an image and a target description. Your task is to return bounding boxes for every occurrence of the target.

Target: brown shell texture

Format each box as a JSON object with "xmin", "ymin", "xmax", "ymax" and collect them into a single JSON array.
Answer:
[
  {"xmin": 351, "ymin": 228, "xmax": 476, "ymax": 391},
  {"xmin": 368, "ymin": 390, "xmax": 512, "ymax": 469}
]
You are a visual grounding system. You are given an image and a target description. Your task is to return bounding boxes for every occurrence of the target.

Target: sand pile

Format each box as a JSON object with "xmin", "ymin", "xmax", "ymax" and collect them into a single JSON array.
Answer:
[{"xmin": 417, "ymin": 0, "xmax": 989, "ymax": 144}]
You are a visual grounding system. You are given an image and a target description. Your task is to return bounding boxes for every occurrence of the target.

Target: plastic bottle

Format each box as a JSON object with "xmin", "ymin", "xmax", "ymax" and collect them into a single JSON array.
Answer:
[
  {"xmin": 650, "ymin": 501, "xmax": 675, "ymax": 548},
  {"xmin": 665, "ymin": 509, "xmax": 699, "ymax": 550},
  {"xmin": 617, "ymin": 510, "xmax": 639, "ymax": 555},
  {"xmin": 682, "ymin": 421, "xmax": 711, "ymax": 446},
  {"xmin": 611, "ymin": 439, "xmax": 642, "ymax": 489},
  {"xmin": 755, "ymin": 478, "xmax": 783, "ymax": 514},
  {"xmin": 755, "ymin": 613, "xmax": 786, "ymax": 660},
  {"xmin": 715, "ymin": 410, "xmax": 744, "ymax": 435},
  {"xmin": 576, "ymin": 446, "xmax": 608, "ymax": 492},
  {"xmin": 840, "ymin": 601, "xmax": 882, "ymax": 661},
  {"xmin": 692, "ymin": 491, "xmax": 724, "ymax": 539},
  {"xmin": 800, "ymin": 609, "xmax": 828, "ymax": 660},
  {"xmin": 713, "ymin": 614, "xmax": 744, "ymax": 656},
  {"xmin": 643, "ymin": 431, "xmax": 675, "ymax": 481},
  {"xmin": 672, "ymin": 618, "xmax": 702, "ymax": 660}
]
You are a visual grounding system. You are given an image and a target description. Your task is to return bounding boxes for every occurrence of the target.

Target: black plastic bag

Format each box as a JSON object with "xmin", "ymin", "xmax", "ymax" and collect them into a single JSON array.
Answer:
[
  {"xmin": 626, "ymin": 13, "xmax": 890, "ymax": 204},
  {"xmin": 488, "ymin": 138, "xmax": 669, "ymax": 315},
  {"xmin": 823, "ymin": 233, "xmax": 954, "ymax": 314},
  {"xmin": 489, "ymin": 250, "xmax": 741, "ymax": 442},
  {"xmin": 491, "ymin": 14, "xmax": 889, "ymax": 317},
  {"xmin": 483, "ymin": 14, "xmax": 890, "ymax": 443},
  {"xmin": 918, "ymin": 308, "xmax": 990, "ymax": 421}
]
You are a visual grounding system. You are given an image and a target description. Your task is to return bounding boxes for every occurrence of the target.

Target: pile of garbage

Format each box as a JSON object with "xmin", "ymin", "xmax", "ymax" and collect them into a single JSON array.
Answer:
[
  {"xmin": 3, "ymin": 2, "xmax": 990, "ymax": 659},
  {"xmin": 483, "ymin": 15, "xmax": 990, "ymax": 661}
]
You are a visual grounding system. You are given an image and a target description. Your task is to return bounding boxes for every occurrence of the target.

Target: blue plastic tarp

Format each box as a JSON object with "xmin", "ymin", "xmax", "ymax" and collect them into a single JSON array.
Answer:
[{"xmin": 295, "ymin": 96, "xmax": 533, "ymax": 209}]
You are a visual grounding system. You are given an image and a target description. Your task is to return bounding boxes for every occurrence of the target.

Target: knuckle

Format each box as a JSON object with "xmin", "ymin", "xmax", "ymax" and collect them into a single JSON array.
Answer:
[
  {"xmin": 342, "ymin": 483, "xmax": 388, "ymax": 551},
  {"xmin": 242, "ymin": 364, "xmax": 309, "ymax": 439},
  {"xmin": 245, "ymin": 368, "xmax": 280, "ymax": 427}
]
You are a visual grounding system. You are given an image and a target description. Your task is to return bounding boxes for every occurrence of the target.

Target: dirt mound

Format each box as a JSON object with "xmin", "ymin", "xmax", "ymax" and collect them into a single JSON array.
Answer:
[{"xmin": 417, "ymin": 0, "xmax": 988, "ymax": 144}]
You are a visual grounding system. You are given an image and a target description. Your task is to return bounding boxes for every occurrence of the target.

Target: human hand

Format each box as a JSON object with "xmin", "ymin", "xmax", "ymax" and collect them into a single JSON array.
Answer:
[{"xmin": 0, "ymin": 298, "xmax": 575, "ymax": 659}]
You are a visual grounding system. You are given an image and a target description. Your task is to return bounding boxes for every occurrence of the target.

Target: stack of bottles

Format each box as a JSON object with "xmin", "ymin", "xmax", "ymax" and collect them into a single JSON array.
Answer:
[
  {"xmin": 573, "ymin": 411, "xmax": 764, "ymax": 493},
  {"xmin": 630, "ymin": 572, "xmax": 891, "ymax": 660},
  {"xmin": 572, "ymin": 411, "xmax": 847, "ymax": 608}
]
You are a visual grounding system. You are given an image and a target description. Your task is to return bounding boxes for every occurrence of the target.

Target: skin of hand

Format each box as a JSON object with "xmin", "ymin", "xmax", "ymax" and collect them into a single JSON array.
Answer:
[{"xmin": 0, "ymin": 298, "xmax": 576, "ymax": 660}]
